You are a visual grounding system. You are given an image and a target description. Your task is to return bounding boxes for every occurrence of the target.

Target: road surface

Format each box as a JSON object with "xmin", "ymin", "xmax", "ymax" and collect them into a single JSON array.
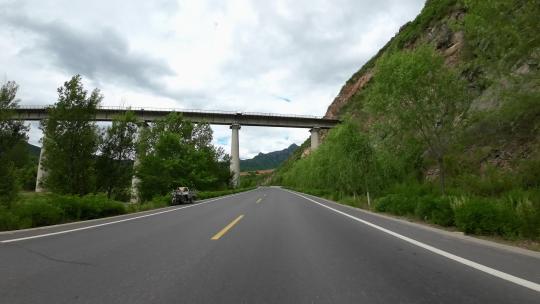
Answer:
[{"xmin": 1, "ymin": 187, "xmax": 539, "ymax": 303}]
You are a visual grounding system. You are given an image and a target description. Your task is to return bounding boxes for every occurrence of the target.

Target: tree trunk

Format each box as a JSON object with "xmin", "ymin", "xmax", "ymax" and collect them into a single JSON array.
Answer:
[
  {"xmin": 438, "ymin": 156, "xmax": 445, "ymax": 195},
  {"xmin": 364, "ymin": 177, "xmax": 371, "ymax": 207}
]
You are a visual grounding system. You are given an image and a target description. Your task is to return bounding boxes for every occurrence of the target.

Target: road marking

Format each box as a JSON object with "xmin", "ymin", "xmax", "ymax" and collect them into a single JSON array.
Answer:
[
  {"xmin": 256, "ymin": 198, "xmax": 262, "ymax": 204},
  {"xmin": 285, "ymin": 189, "xmax": 540, "ymax": 293},
  {"xmin": 1, "ymin": 191, "xmax": 254, "ymax": 244},
  {"xmin": 211, "ymin": 215, "xmax": 244, "ymax": 240}
]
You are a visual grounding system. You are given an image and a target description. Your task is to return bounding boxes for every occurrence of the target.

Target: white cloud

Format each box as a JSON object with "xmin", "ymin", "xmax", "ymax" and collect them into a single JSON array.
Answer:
[{"xmin": 1, "ymin": 0, "xmax": 425, "ymax": 158}]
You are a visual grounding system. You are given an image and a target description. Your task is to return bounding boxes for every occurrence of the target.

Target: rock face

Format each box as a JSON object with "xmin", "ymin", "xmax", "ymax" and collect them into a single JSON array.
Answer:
[
  {"xmin": 324, "ymin": 72, "xmax": 373, "ymax": 119},
  {"xmin": 323, "ymin": 7, "xmax": 466, "ymax": 121}
]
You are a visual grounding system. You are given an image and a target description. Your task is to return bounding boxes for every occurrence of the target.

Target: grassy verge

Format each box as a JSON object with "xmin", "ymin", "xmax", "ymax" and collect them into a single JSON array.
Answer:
[
  {"xmin": 0, "ymin": 187, "xmax": 255, "ymax": 231},
  {"xmin": 0, "ymin": 193, "xmax": 126, "ymax": 231},
  {"xmin": 284, "ymin": 186, "xmax": 540, "ymax": 251}
]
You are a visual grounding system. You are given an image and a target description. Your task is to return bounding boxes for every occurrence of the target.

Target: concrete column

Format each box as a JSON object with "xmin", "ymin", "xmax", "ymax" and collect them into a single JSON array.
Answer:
[
  {"xmin": 130, "ymin": 154, "xmax": 140, "ymax": 203},
  {"xmin": 35, "ymin": 139, "xmax": 47, "ymax": 192},
  {"xmin": 230, "ymin": 123, "xmax": 241, "ymax": 187},
  {"xmin": 130, "ymin": 123, "xmax": 147, "ymax": 203},
  {"xmin": 310, "ymin": 127, "xmax": 320, "ymax": 151}
]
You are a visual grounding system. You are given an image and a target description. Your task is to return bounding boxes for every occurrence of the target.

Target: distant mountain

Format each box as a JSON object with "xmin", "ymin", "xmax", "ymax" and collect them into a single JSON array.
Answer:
[
  {"xmin": 26, "ymin": 143, "xmax": 41, "ymax": 159},
  {"xmin": 240, "ymin": 144, "xmax": 299, "ymax": 172}
]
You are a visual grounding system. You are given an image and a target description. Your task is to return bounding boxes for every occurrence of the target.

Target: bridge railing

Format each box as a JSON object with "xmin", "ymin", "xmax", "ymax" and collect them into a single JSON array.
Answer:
[{"xmin": 17, "ymin": 105, "xmax": 327, "ymax": 120}]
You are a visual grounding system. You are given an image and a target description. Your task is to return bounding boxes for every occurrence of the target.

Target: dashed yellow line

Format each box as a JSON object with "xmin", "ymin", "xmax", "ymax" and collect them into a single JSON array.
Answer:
[
  {"xmin": 256, "ymin": 198, "xmax": 262, "ymax": 204},
  {"xmin": 211, "ymin": 215, "xmax": 244, "ymax": 240}
]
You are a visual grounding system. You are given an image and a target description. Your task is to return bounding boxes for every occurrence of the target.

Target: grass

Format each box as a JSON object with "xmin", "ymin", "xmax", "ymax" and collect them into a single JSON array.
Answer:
[
  {"xmin": 284, "ymin": 183, "xmax": 540, "ymax": 246},
  {"xmin": 0, "ymin": 187, "xmax": 256, "ymax": 231}
]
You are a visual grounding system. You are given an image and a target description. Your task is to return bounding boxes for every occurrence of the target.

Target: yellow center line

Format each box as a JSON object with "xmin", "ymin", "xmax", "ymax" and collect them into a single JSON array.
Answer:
[
  {"xmin": 211, "ymin": 215, "xmax": 244, "ymax": 240},
  {"xmin": 256, "ymin": 198, "xmax": 262, "ymax": 204}
]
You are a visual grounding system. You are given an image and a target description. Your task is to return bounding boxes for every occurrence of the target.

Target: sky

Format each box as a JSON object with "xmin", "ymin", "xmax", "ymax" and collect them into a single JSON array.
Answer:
[{"xmin": 0, "ymin": 0, "xmax": 425, "ymax": 159}]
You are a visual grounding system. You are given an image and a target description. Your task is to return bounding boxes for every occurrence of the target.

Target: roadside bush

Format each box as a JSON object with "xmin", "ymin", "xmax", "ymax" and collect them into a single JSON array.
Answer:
[
  {"xmin": 0, "ymin": 193, "xmax": 127, "ymax": 231},
  {"xmin": 340, "ymin": 196, "xmax": 368, "ymax": 209},
  {"xmin": 374, "ymin": 194, "xmax": 417, "ymax": 216},
  {"xmin": 454, "ymin": 167, "xmax": 515, "ymax": 197},
  {"xmin": 128, "ymin": 195, "xmax": 170, "ymax": 212},
  {"xmin": 0, "ymin": 208, "xmax": 20, "ymax": 230},
  {"xmin": 78, "ymin": 194, "xmax": 126, "ymax": 219},
  {"xmin": 46, "ymin": 193, "xmax": 126, "ymax": 220},
  {"xmin": 415, "ymin": 196, "xmax": 454, "ymax": 226},
  {"xmin": 508, "ymin": 189, "xmax": 540, "ymax": 239},
  {"xmin": 516, "ymin": 157, "xmax": 540, "ymax": 189},
  {"xmin": 13, "ymin": 200, "xmax": 64, "ymax": 227},
  {"xmin": 197, "ymin": 187, "xmax": 255, "ymax": 200},
  {"xmin": 51, "ymin": 194, "xmax": 83, "ymax": 219},
  {"xmin": 453, "ymin": 197, "xmax": 520, "ymax": 237}
]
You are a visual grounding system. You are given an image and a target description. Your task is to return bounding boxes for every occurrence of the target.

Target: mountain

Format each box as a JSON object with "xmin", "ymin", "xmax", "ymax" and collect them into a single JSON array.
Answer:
[
  {"xmin": 273, "ymin": 0, "xmax": 539, "ymax": 196},
  {"xmin": 240, "ymin": 144, "xmax": 298, "ymax": 172},
  {"xmin": 26, "ymin": 143, "xmax": 41, "ymax": 159}
]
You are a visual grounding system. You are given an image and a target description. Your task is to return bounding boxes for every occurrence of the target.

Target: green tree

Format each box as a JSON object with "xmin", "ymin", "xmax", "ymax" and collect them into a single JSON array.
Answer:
[
  {"xmin": 366, "ymin": 45, "xmax": 470, "ymax": 193},
  {"xmin": 0, "ymin": 81, "xmax": 29, "ymax": 206},
  {"xmin": 41, "ymin": 75, "xmax": 101, "ymax": 195},
  {"xmin": 136, "ymin": 113, "xmax": 231, "ymax": 201},
  {"xmin": 96, "ymin": 111, "xmax": 138, "ymax": 200}
]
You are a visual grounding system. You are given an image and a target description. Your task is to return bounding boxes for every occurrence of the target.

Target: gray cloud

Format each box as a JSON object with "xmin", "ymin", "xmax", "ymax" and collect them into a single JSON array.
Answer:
[
  {"xmin": 1, "ymin": 13, "xmax": 193, "ymax": 101},
  {"xmin": 221, "ymin": 0, "xmax": 423, "ymax": 87},
  {"xmin": 1, "ymin": 0, "xmax": 425, "ymax": 156}
]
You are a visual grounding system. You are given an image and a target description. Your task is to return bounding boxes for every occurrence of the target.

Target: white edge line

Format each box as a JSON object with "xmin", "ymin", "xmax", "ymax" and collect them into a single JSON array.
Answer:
[
  {"xmin": 284, "ymin": 189, "xmax": 540, "ymax": 293},
  {"xmin": 1, "ymin": 190, "xmax": 254, "ymax": 244}
]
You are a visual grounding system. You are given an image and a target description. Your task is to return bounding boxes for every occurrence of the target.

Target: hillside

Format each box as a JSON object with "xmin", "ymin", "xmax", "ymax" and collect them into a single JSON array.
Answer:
[
  {"xmin": 272, "ymin": 0, "xmax": 540, "ymax": 242},
  {"xmin": 241, "ymin": 144, "xmax": 298, "ymax": 171},
  {"xmin": 26, "ymin": 143, "xmax": 40, "ymax": 159}
]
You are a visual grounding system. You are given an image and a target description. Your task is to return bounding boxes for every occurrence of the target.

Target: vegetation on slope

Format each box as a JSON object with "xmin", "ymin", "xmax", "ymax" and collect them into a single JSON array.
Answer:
[
  {"xmin": 240, "ymin": 144, "xmax": 298, "ymax": 171},
  {"xmin": 273, "ymin": 0, "xmax": 540, "ymax": 241}
]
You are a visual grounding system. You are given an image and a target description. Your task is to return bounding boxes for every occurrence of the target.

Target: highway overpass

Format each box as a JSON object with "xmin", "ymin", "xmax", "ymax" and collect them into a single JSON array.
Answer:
[{"xmin": 12, "ymin": 106, "xmax": 340, "ymax": 197}]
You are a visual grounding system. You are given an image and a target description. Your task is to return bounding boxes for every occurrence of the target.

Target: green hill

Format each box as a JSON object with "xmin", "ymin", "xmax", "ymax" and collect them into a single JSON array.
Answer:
[
  {"xmin": 26, "ymin": 143, "xmax": 41, "ymax": 159},
  {"xmin": 272, "ymin": 0, "xmax": 540, "ymax": 241},
  {"xmin": 240, "ymin": 144, "xmax": 298, "ymax": 171}
]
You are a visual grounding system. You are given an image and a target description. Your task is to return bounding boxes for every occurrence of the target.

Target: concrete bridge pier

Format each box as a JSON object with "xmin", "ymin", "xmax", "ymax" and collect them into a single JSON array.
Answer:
[
  {"xmin": 310, "ymin": 127, "xmax": 320, "ymax": 151},
  {"xmin": 230, "ymin": 123, "xmax": 241, "ymax": 187},
  {"xmin": 130, "ymin": 123, "xmax": 147, "ymax": 203},
  {"xmin": 35, "ymin": 138, "xmax": 47, "ymax": 192},
  {"xmin": 130, "ymin": 155, "xmax": 141, "ymax": 203}
]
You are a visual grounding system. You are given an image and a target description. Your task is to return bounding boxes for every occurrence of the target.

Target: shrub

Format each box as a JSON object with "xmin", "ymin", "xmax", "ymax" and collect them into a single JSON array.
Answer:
[
  {"xmin": 13, "ymin": 200, "xmax": 64, "ymax": 227},
  {"xmin": 453, "ymin": 197, "xmax": 520, "ymax": 237},
  {"xmin": 454, "ymin": 167, "xmax": 515, "ymax": 197},
  {"xmin": 415, "ymin": 196, "xmax": 454, "ymax": 226},
  {"xmin": 50, "ymin": 194, "xmax": 83, "ymax": 219},
  {"xmin": 374, "ymin": 194, "xmax": 417, "ymax": 216},
  {"xmin": 77, "ymin": 194, "xmax": 126, "ymax": 219},
  {"xmin": 508, "ymin": 189, "xmax": 540, "ymax": 239},
  {"xmin": 516, "ymin": 158, "xmax": 540, "ymax": 189},
  {"xmin": 126, "ymin": 195, "xmax": 168, "ymax": 213},
  {"xmin": 197, "ymin": 187, "xmax": 254, "ymax": 200},
  {"xmin": 0, "ymin": 208, "xmax": 20, "ymax": 230}
]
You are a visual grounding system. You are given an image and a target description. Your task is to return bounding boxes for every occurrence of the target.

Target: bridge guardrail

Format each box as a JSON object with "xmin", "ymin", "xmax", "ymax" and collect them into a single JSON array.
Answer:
[{"xmin": 16, "ymin": 105, "xmax": 328, "ymax": 120}]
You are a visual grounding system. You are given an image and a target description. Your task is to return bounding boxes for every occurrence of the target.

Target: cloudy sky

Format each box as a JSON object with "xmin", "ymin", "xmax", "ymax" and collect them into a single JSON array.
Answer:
[{"xmin": 0, "ymin": 0, "xmax": 425, "ymax": 159}]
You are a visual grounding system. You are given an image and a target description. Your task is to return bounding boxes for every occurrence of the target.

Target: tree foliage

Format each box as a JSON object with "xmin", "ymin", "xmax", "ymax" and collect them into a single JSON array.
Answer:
[
  {"xmin": 0, "ymin": 81, "xmax": 29, "ymax": 205},
  {"xmin": 41, "ymin": 75, "xmax": 101, "ymax": 195},
  {"xmin": 136, "ymin": 113, "xmax": 230, "ymax": 201},
  {"xmin": 366, "ymin": 45, "xmax": 470, "ymax": 192},
  {"xmin": 278, "ymin": 121, "xmax": 377, "ymax": 198},
  {"xmin": 95, "ymin": 111, "xmax": 139, "ymax": 200}
]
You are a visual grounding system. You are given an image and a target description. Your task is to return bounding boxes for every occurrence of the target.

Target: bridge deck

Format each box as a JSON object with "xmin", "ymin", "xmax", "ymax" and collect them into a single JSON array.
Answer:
[{"xmin": 13, "ymin": 106, "xmax": 339, "ymax": 129}]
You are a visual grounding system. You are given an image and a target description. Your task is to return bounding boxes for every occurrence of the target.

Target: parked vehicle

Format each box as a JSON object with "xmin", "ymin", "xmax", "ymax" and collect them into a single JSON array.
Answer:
[{"xmin": 171, "ymin": 187, "xmax": 197, "ymax": 205}]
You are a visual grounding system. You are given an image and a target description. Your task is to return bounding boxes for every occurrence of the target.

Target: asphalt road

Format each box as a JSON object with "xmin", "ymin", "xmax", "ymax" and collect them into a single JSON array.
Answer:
[{"xmin": 1, "ymin": 187, "xmax": 539, "ymax": 303}]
